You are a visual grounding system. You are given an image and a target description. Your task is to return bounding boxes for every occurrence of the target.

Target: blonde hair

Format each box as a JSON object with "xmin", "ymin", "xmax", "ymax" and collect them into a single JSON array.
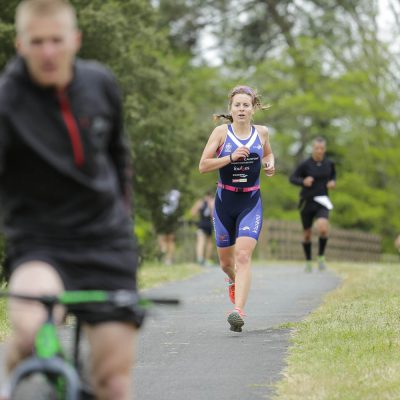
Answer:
[
  {"xmin": 16, "ymin": 0, "xmax": 77, "ymax": 35},
  {"xmin": 213, "ymin": 85, "xmax": 271, "ymax": 122}
]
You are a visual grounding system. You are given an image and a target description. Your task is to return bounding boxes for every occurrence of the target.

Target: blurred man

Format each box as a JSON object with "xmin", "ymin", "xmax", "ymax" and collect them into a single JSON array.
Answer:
[{"xmin": 0, "ymin": 1, "xmax": 142, "ymax": 399}]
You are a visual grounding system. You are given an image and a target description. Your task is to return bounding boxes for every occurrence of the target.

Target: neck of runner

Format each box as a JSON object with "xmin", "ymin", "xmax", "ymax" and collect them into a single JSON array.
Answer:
[{"xmin": 231, "ymin": 122, "xmax": 252, "ymax": 139}]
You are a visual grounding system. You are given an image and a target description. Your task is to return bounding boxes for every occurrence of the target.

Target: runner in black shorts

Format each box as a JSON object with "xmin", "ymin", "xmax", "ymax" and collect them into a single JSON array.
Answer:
[
  {"xmin": 156, "ymin": 189, "xmax": 181, "ymax": 265},
  {"xmin": 289, "ymin": 137, "xmax": 336, "ymax": 272},
  {"xmin": 0, "ymin": 1, "xmax": 141, "ymax": 399},
  {"xmin": 190, "ymin": 191, "xmax": 214, "ymax": 266}
]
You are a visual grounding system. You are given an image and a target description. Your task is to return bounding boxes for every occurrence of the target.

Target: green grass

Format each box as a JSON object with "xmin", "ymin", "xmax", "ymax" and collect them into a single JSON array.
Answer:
[
  {"xmin": 138, "ymin": 261, "xmax": 203, "ymax": 290},
  {"xmin": 0, "ymin": 299, "xmax": 8, "ymax": 341},
  {"xmin": 273, "ymin": 262, "xmax": 400, "ymax": 400}
]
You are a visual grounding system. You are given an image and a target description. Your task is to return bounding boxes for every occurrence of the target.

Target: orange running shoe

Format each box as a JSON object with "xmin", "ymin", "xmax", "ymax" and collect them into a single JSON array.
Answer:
[
  {"xmin": 227, "ymin": 279, "xmax": 235, "ymax": 304},
  {"xmin": 227, "ymin": 307, "xmax": 245, "ymax": 332}
]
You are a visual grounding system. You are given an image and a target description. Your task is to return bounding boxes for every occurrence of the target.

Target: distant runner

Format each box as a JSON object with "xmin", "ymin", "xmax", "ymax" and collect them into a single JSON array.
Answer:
[
  {"xmin": 190, "ymin": 191, "xmax": 214, "ymax": 266},
  {"xmin": 289, "ymin": 137, "xmax": 336, "ymax": 272},
  {"xmin": 199, "ymin": 85, "xmax": 275, "ymax": 332}
]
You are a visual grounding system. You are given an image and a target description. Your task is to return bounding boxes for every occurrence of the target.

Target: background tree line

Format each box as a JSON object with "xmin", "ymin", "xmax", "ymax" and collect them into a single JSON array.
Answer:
[{"xmin": 0, "ymin": 0, "xmax": 399, "ymax": 258}]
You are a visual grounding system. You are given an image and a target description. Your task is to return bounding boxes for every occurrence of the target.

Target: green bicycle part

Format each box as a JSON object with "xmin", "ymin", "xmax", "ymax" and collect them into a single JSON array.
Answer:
[
  {"xmin": 53, "ymin": 374, "xmax": 67, "ymax": 400},
  {"xmin": 138, "ymin": 298, "xmax": 153, "ymax": 309},
  {"xmin": 59, "ymin": 290, "xmax": 153, "ymax": 308},
  {"xmin": 58, "ymin": 290, "xmax": 108, "ymax": 305},
  {"xmin": 35, "ymin": 322, "xmax": 63, "ymax": 359}
]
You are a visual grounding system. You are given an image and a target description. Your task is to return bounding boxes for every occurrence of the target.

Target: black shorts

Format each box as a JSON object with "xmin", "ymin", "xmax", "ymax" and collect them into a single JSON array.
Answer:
[
  {"xmin": 157, "ymin": 215, "xmax": 180, "ymax": 235},
  {"xmin": 5, "ymin": 238, "xmax": 144, "ymax": 327},
  {"xmin": 197, "ymin": 221, "xmax": 213, "ymax": 237},
  {"xmin": 300, "ymin": 200, "xmax": 329, "ymax": 230}
]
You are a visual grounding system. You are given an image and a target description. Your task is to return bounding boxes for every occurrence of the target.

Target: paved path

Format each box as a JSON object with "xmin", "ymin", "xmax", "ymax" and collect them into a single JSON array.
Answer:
[
  {"xmin": 0, "ymin": 264, "xmax": 339, "ymax": 399},
  {"xmin": 134, "ymin": 264, "xmax": 340, "ymax": 400}
]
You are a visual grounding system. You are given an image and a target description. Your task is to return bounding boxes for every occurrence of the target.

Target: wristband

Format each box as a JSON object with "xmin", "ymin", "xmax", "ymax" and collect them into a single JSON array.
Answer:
[{"xmin": 229, "ymin": 154, "xmax": 233, "ymax": 163}]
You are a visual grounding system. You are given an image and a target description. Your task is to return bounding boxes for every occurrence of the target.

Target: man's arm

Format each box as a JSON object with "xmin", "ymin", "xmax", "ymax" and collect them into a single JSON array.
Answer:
[
  {"xmin": 327, "ymin": 160, "xmax": 336, "ymax": 189},
  {"xmin": 105, "ymin": 75, "xmax": 133, "ymax": 212},
  {"xmin": 289, "ymin": 161, "xmax": 306, "ymax": 186},
  {"xmin": 0, "ymin": 115, "xmax": 10, "ymax": 176},
  {"xmin": 330, "ymin": 161, "xmax": 336, "ymax": 181}
]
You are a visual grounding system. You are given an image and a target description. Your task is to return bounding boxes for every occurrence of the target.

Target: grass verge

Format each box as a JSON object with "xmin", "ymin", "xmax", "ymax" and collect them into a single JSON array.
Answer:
[
  {"xmin": 0, "ymin": 299, "xmax": 7, "ymax": 341},
  {"xmin": 138, "ymin": 261, "xmax": 202, "ymax": 290},
  {"xmin": 273, "ymin": 262, "xmax": 400, "ymax": 400}
]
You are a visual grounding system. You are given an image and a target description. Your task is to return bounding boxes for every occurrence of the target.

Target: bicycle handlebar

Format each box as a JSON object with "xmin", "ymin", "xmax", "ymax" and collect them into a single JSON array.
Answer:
[{"xmin": 0, "ymin": 290, "xmax": 180, "ymax": 309}]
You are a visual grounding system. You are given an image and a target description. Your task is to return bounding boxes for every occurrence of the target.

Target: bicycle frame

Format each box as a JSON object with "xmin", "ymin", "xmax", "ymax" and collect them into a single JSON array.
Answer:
[
  {"xmin": 1, "ymin": 290, "xmax": 179, "ymax": 399},
  {"xmin": 9, "ymin": 296, "xmax": 82, "ymax": 400}
]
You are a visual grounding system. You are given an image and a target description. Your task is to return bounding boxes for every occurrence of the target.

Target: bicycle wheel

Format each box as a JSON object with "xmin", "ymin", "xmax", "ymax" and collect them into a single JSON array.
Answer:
[{"xmin": 11, "ymin": 373, "xmax": 58, "ymax": 400}]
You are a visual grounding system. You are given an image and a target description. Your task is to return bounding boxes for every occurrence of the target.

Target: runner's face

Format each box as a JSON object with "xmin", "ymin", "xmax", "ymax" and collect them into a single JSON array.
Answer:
[
  {"xmin": 312, "ymin": 142, "xmax": 326, "ymax": 161},
  {"xmin": 230, "ymin": 94, "xmax": 254, "ymax": 123},
  {"xmin": 16, "ymin": 12, "xmax": 81, "ymax": 88}
]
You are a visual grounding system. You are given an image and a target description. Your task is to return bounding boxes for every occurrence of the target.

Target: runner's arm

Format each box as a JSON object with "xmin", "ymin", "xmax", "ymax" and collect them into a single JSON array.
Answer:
[
  {"xmin": 289, "ymin": 161, "xmax": 306, "ymax": 186},
  {"xmin": 259, "ymin": 126, "xmax": 275, "ymax": 176},
  {"xmin": 327, "ymin": 161, "xmax": 336, "ymax": 189},
  {"xmin": 190, "ymin": 200, "xmax": 201, "ymax": 217},
  {"xmin": 199, "ymin": 125, "xmax": 231, "ymax": 173}
]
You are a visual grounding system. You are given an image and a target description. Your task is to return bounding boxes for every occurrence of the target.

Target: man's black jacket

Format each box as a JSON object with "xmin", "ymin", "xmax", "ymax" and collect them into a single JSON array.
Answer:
[
  {"xmin": 289, "ymin": 157, "xmax": 336, "ymax": 201},
  {"xmin": 0, "ymin": 56, "xmax": 133, "ymax": 245}
]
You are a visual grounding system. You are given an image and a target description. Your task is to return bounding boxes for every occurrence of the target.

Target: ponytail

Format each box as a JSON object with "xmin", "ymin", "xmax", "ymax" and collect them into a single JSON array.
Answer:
[
  {"xmin": 213, "ymin": 113, "xmax": 233, "ymax": 123},
  {"xmin": 212, "ymin": 85, "xmax": 271, "ymax": 122}
]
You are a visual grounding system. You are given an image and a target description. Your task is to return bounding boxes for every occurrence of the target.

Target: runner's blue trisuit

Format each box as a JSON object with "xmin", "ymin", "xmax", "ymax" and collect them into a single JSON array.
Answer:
[{"xmin": 213, "ymin": 124, "xmax": 264, "ymax": 248}]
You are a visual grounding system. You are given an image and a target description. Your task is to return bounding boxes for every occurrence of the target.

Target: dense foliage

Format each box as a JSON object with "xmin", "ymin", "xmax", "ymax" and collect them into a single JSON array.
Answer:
[{"xmin": 0, "ymin": 0, "xmax": 399, "ymax": 257}]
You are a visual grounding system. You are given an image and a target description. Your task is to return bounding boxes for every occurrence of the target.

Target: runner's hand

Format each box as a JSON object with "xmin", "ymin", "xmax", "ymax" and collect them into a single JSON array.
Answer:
[
  {"xmin": 264, "ymin": 161, "xmax": 275, "ymax": 177},
  {"xmin": 231, "ymin": 146, "xmax": 250, "ymax": 162},
  {"xmin": 326, "ymin": 180, "xmax": 336, "ymax": 189},
  {"xmin": 303, "ymin": 176, "xmax": 314, "ymax": 187}
]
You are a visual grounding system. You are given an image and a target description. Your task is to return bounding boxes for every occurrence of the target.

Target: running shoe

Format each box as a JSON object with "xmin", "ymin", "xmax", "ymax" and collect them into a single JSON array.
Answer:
[
  {"xmin": 227, "ymin": 307, "xmax": 245, "ymax": 332},
  {"xmin": 318, "ymin": 256, "xmax": 326, "ymax": 271},
  {"xmin": 304, "ymin": 261, "xmax": 312, "ymax": 273},
  {"xmin": 227, "ymin": 279, "xmax": 235, "ymax": 304}
]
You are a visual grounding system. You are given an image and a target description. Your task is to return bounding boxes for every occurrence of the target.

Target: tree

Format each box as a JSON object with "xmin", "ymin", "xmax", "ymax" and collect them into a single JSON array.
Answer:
[
  {"xmin": 162, "ymin": 0, "xmax": 400, "ymax": 250},
  {"xmin": 0, "ymin": 0, "xmax": 200, "ymax": 258}
]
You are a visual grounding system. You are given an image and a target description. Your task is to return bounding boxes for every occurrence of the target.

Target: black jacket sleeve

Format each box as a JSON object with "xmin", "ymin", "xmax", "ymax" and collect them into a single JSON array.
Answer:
[
  {"xmin": 329, "ymin": 161, "xmax": 336, "ymax": 181},
  {"xmin": 105, "ymin": 74, "xmax": 133, "ymax": 212},
  {"xmin": 0, "ymin": 114, "xmax": 10, "ymax": 176},
  {"xmin": 289, "ymin": 161, "xmax": 306, "ymax": 186}
]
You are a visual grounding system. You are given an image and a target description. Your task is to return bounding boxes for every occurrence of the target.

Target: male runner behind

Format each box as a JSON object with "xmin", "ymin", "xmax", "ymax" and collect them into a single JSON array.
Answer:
[
  {"xmin": 289, "ymin": 137, "xmax": 336, "ymax": 272},
  {"xmin": 0, "ymin": 1, "xmax": 142, "ymax": 399}
]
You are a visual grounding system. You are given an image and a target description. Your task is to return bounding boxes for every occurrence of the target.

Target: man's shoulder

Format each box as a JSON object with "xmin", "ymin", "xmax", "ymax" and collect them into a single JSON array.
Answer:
[
  {"xmin": 324, "ymin": 157, "xmax": 334, "ymax": 166},
  {"xmin": 76, "ymin": 58, "xmax": 116, "ymax": 85},
  {"xmin": 0, "ymin": 58, "xmax": 22, "ymax": 112},
  {"xmin": 298, "ymin": 157, "xmax": 312, "ymax": 167}
]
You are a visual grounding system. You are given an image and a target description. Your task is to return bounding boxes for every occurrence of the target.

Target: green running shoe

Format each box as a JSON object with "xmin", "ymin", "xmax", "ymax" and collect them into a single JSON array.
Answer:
[
  {"xmin": 318, "ymin": 256, "xmax": 327, "ymax": 271},
  {"xmin": 304, "ymin": 261, "xmax": 312, "ymax": 273}
]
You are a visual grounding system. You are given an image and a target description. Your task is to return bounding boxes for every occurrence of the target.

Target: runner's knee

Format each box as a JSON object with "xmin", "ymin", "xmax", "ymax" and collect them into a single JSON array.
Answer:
[
  {"xmin": 303, "ymin": 229, "xmax": 312, "ymax": 242},
  {"xmin": 87, "ymin": 322, "xmax": 135, "ymax": 398},
  {"xmin": 234, "ymin": 249, "xmax": 251, "ymax": 267},
  {"xmin": 95, "ymin": 372, "xmax": 131, "ymax": 400},
  {"xmin": 316, "ymin": 219, "xmax": 329, "ymax": 237}
]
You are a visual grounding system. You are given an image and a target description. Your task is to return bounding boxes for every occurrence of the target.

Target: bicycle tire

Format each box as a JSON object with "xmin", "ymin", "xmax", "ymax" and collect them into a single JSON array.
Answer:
[{"xmin": 11, "ymin": 373, "xmax": 58, "ymax": 400}]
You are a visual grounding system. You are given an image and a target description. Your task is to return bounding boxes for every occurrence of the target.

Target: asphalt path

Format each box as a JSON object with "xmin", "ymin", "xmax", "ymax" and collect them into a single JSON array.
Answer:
[
  {"xmin": 0, "ymin": 264, "xmax": 340, "ymax": 399},
  {"xmin": 134, "ymin": 264, "xmax": 340, "ymax": 400}
]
